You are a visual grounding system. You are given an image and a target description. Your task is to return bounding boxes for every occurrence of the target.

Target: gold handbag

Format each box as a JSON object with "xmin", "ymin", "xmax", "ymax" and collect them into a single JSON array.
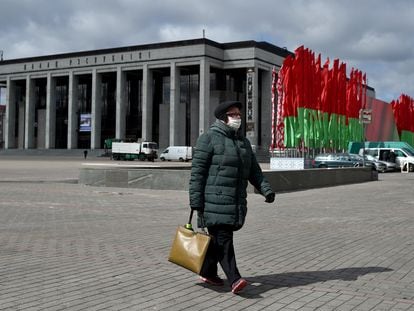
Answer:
[{"xmin": 168, "ymin": 210, "xmax": 211, "ymax": 275}]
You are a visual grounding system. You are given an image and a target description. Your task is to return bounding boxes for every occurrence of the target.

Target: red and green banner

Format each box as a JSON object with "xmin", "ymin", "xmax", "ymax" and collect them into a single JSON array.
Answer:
[
  {"xmin": 275, "ymin": 46, "xmax": 367, "ymax": 150},
  {"xmin": 391, "ymin": 94, "xmax": 414, "ymax": 147},
  {"xmin": 365, "ymin": 98, "xmax": 399, "ymax": 141}
]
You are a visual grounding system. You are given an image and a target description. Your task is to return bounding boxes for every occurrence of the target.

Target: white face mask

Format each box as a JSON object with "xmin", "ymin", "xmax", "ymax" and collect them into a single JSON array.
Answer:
[{"xmin": 227, "ymin": 117, "xmax": 241, "ymax": 129}]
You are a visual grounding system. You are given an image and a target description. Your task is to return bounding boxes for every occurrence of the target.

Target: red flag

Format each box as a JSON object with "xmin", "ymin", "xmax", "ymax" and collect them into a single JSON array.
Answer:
[
  {"xmin": 331, "ymin": 59, "xmax": 340, "ymax": 115},
  {"xmin": 410, "ymin": 97, "xmax": 414, "ymax": 133},
  {"xmin": 362, "ymin": 73, "xmax": 367, "ymax": 109},
  {"xmin": 281, "ymin": 55, "xmax": 296, "ymax": 118},
  {"xmin": 320, "ymin": 58, "xmax": 330, "ymax": 113},
  {"xmin": 337, "ymin": 62, "xmax": 347, "ymax": 116},
  {"xmin": 293, "ymin": 46, "xmax": 305, "ymax": 109},
  {"xmin": 314, "ymin": 53, "xmax": 322, "ymax": 111}
]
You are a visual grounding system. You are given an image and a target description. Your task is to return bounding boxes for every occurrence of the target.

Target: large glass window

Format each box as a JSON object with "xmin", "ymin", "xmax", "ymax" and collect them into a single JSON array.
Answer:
[
  {"xmin": 180, "ymin": 68, "xmax": 199, "ymax": 146},
  {"xmin": 162, "ymin": 76, "xmax": 170, "ymax": 106},
  {"xmin": 125, "ymin": 71, "xmax": 142, "ymax": 140},
  {"xmin": 34, "ymin": 79, "xmax": 47, "ymax": 140},
  {"xmin": 77, "ymin": 75, "xmax": 92, "ymax": 148},
  {"xmin": 77, "ymin": 80, "xmax": 91, "ymax": 113},
  {"xmin": 101, "ymin": 73, "xmax": 116, "ymax": 146},
  {"xmin": 55, "ymin": 77, "xmax": 68, "ymax": 148}
]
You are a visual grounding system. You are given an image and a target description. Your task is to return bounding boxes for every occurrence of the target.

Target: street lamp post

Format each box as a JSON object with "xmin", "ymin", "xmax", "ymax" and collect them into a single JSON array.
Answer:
[{"xmin": 359, "ymin": 108, "xmax": 372, "ymax": 167}]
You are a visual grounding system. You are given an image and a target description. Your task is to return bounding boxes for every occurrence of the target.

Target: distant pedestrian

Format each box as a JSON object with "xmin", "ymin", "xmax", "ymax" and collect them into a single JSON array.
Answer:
[
  {"xmin": 83, "ymin": 150, "xmax": 88, "ymax": 159},
  {"xmin": 189, "ymin": 100, "xmax": 276, "ymax": 294}
]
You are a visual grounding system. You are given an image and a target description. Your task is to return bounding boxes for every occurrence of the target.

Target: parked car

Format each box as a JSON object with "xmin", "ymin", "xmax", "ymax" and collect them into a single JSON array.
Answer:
[
  {"xmin": 313, "ymin": 153, "xmax": 361, "ymax": 168},
  {"xmin": 312, "ymin": 152, "xmax": 379, "ymax": 170},
  {"xmin": 350, "ymin": 154, "xmax": 388, "ymax": 173},
  {"xmin": 364, "ymin": 154, "xmax": 396, "ymax": 172}
]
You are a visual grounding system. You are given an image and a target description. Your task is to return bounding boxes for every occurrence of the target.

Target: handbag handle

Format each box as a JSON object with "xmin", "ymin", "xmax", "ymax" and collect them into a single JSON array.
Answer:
[
  {"xmin": 188, "ymin": 209, "xmax": 208, "ymax": 232},
  {"xmin": 188, "ymin": 209, "xmax": 194, "ymax": 224}
]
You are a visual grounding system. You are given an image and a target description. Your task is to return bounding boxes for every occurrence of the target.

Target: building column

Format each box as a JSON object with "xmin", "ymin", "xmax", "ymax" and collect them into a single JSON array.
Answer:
[
  {"xmin": 261, "ymin": 69, "xmax": 272, "ymax": 150},
  {"xmin": 91, "ymin": 69, "xmax": 102, "ymax": 149},
  {"xmin": 199, "ymin": 59, "xmax": 210, "ymax": 135},
  {"xmin": 5, "ymin": 77, "xmax": 16, "ymax": 149},
  {"xmin": 68, "ymin": 71, "xmax": 78, "ymax": 149},
  {"xmin": 142, "ymin": 64, "xmax": 153, "ymax": 141},
  {"xmin": 45, "ymin": 73, "xmax": 56, "ymax": 149},
  {"xmin": 116, "ymin": 66, "xmax": 126, "ymax": 139},
  {"xmin": 246, "ymin": 67, "xmax": 259, "ymax": 147},
  {"xmin": 24, "ymin": 76, "xmax": 35, "ymax": 149},
  {"xmin": 169, "ymin": 62, "xmax": 180, "ymax": 146}
]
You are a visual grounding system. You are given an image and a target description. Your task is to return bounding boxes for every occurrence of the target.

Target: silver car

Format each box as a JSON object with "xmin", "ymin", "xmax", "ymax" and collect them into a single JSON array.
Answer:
[
  {"xmin": 312, "ymin": 153, "xmax": 366, "ymax": 168},
  {"xmin": 312, "ymin": 153, "xmax": 385, "ymax": 172},
  {"xmin": 351, "ymin": 154, "xmax": 388, "ymax": 173},
  {"xmin": 364, "ymin": 154, "xmax": 397, "ymax": 172}
]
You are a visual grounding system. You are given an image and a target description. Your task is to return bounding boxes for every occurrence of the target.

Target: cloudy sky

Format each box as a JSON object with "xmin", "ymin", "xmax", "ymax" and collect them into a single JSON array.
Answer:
[{"xmin": 1, "ymin": 0, "xmax": 414, "ymax": 103}]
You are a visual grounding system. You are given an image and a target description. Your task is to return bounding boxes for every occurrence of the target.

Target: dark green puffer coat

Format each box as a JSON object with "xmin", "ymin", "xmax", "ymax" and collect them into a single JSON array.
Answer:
[{"xmin": 189, "ymin": 120, "xmax": 274, "ymax": 229}]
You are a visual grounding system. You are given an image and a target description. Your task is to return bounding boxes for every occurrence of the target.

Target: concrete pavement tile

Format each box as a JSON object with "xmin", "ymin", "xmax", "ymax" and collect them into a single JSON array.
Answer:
[{"xmin": 1, "ymin": 160, "xmax": 414, "ymax": 310}]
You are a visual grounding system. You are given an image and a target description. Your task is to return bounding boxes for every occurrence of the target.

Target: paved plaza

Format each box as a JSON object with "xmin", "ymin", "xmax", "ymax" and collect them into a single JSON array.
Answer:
[{"xmin": 0, "ymin": 156, "xmax": 414, "ymax": 310}]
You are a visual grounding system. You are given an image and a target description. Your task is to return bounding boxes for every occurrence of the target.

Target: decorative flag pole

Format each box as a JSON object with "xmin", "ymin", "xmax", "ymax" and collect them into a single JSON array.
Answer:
[
  {"xmin": 275, "ymin": 66, "xmax": 285, "ymax": 150},
  {"xmin": 270, "ymin": 66, "xmax": 277, "ymax": 151}
]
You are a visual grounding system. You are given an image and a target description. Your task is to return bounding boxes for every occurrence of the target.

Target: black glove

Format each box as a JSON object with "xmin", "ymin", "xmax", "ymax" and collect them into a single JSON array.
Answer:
[{"xmin": 265, "ymin": 193, "xmax": 275, "ymax": 203}]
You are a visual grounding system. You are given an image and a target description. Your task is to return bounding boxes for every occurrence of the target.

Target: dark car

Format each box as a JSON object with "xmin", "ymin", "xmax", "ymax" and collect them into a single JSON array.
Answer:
[
  {"xmin": 312, "ymin": 153, "xmax": 361, "ymax": 168},
  {"xmin": 312, "ymin": 153, "xmax": 383, "ymax": 171}
]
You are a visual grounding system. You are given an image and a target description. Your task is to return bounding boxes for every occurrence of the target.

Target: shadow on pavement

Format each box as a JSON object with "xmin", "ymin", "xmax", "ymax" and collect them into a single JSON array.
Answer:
[
  {"xmin": 242, "ymin": 266, "xmax": 393, "ymax": 298},
  {"xmin": 197, "ymin": 266, "xmax": 393, "ymax": 298}
]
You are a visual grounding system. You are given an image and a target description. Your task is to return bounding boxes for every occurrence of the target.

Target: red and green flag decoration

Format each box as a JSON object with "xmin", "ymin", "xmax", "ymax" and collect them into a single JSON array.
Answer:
[
  {"xmin": 274, "ymin": 46, "xmax": 367, "ymax": 150},
  {"xmin": 391, "ymin": 94, "xmax": 414, "ymax": 147}
]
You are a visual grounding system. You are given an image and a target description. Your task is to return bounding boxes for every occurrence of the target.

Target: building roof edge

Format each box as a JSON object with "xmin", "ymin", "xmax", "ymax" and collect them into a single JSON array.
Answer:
[{"xmin": 0, "ymin": 38, "xmax": 292, "ymax": 65}]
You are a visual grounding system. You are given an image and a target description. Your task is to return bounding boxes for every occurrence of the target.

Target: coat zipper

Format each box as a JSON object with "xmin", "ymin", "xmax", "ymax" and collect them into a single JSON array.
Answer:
[{"xmin": 232, "ymin": 138, "xmax": 243, "ymax": 224}]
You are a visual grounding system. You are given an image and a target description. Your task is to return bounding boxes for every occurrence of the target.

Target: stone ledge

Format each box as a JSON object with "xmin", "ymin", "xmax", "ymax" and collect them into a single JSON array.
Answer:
[{"xmin": 79, "ymin": 166, "xmax": 378, "ymax": 193}]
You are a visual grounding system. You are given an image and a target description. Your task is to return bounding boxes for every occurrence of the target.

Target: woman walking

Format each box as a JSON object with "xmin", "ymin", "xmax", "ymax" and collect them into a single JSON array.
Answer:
[{"xmin": 189, "ymin": 100, "xmax": 276, "ymax": 294}]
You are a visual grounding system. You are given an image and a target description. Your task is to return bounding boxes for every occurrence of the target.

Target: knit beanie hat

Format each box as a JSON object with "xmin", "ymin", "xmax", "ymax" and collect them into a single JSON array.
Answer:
[{"xmin": 214, "ymin": 101, "xmax": 242, "ymax": 121}]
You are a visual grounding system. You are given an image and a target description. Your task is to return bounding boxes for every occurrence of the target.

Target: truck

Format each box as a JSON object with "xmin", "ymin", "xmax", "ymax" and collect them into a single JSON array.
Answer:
[
  {"xmin": 348, "ymin": 141, "xmax": 414, "ymax": 172},
  {"xmin": 159, "ymin": 146, "xmax": 192, "ymax": 162},
  {"xmin": 103, "ymin": 138, "xmax": 122, "ymax": 156},
  {"xmin": 111, "ymin": 141, "xmax": 158, "ymax": 161}
]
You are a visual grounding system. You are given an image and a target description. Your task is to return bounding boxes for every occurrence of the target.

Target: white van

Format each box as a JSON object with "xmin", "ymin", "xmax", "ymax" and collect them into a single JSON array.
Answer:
[
  {"xmin": 159, "ymin": 146, "xmax": 192, "ymax": 162},
  {"xmin": 362, "ymin": 147, "xmax": 414, "ymax": 172}
]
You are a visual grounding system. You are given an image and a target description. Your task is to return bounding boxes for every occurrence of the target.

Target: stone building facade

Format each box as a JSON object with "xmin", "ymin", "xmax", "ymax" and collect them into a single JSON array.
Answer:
[{"xmin": 0, "ymin": 38, "xmax": 291, "ymax": 150}]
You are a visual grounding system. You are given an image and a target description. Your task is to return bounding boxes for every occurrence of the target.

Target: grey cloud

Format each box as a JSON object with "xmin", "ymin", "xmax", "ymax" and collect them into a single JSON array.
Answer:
[{"xmin": 1, "ymin": 0, "xmax": 414, "ymax": 101}]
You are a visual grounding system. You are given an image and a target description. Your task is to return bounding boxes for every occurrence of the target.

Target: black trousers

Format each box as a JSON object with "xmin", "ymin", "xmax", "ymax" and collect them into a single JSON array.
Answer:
[{"xmin": 201, "ymin": 225, "xmax": 241, "ymax": 286}]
